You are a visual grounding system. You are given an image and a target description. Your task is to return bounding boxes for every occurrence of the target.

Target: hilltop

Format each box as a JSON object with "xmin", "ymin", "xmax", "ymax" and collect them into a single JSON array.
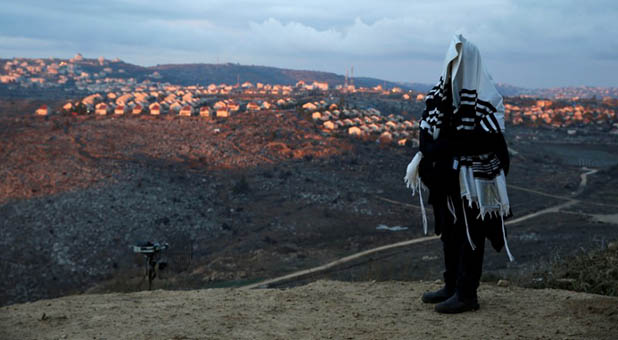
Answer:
[
  {"xmin": 152, "ymin": 63, "xmax": 408, "ymax": 90},
  {"xmin": 1, "ymin": 280, "xmax": 617, "ymax": 339},
  {"xmin": 0, "ymin": 56, "xmax": 414, "ymax": 98}
]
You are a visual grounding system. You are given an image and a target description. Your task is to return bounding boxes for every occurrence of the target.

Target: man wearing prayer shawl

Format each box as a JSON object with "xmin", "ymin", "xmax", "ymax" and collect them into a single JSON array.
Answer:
[{"xmin": 404, "ymin": 34, "xmax": 513, "ymax": 314}]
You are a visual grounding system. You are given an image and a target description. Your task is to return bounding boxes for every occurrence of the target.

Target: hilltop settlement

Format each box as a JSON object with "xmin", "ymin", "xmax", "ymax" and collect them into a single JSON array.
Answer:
[{"xmin": 2, "ymin": 54, "xmax": 617, "ymax": 142}]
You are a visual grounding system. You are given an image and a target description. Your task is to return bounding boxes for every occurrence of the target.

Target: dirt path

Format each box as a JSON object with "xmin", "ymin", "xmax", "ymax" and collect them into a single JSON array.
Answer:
[
  {"xmin": 249, "ymin": 168, "xmax": 609, "ymax": 289},
  {"xmin": 243, "ymin": 236, "xmax": 440, "ymax": 289},
  {"xmin": 245, "ymin": 196, "xmax": 583, "ymax": 289},
  {"xmin": 505, "ymin": 199, "xmax": 579, "ymax": 225},
  {"xmin": 574, "ymin": 168, "xmax": 598, "ymax": 196},
  {"xmin": 592, "ymin": 213, "xmax": 618, "ymax": 225},
  {"xmin": 1, "ymin": 280, "xmax": 616, "ymax": 340}
]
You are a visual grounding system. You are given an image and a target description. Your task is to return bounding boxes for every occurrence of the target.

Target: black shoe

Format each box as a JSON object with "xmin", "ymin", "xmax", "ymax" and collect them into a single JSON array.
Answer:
[
  {"xmin": 434, "ymin": 294, "xmax": 480, "ymax": 314},
  {"xmin": 421, "ymin": 287, "xmax": 455, "ymax": 304}
]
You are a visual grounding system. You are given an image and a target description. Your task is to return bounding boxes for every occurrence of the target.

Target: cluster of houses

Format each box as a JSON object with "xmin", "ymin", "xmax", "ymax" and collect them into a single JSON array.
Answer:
[
  {"xmin": 20, "ymin": 55, "xmax": 617, "ymax": 137},
  {"xmin": 366, "ymin": 84, "xmax": 425, "ymax": 101},
  {"xmin": 241, "ymin": 80, "xmax": 329, "ymax": 95},
  {"xmin": 0, "ymin": 54, "xmax": 140, "ymax": 92},
  {"xmin": 2, "ymin": 57, "xmax": 71, "ymax": 87},
  {"xmin": 52, "ymin": 84, "xmax": 301, "ymax": 118},
  {"xmin": 31, "ymin": 77, "xmax": 422, "ymax": 147},
  {"xmin": 505, "ymin": 99, "xmax": 617, "ymax": 132},
  {"xmin": 303, "ymin": 102, "xmax": 418, "ymax": 146}
]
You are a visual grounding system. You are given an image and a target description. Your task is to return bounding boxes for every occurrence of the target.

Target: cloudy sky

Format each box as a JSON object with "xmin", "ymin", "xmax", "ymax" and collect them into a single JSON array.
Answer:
[{"xmin": 1, "ymin": 0, "xmax": 616, "ymax": 88}]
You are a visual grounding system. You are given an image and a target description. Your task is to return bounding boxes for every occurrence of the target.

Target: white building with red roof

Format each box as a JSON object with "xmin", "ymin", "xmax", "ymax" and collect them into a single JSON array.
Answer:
[
  {"xmin": 179, "ymin": 105, "xmax": 194, "ymax": 116},
  {"xmin": 35, "ymin": 105, "xmax": 49, "ymax": 116}
]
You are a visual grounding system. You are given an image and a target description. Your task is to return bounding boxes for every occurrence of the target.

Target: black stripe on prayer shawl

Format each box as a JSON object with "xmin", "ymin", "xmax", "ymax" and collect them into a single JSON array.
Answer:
[
  {"xmin": 476, "ymin": 98, "xmax": 497, "ymax": 113},
  {"xmin": 475, "ymin": 103, "xmax": 494, "ymax": 116},
  {"xmin": 481, "ymin": 116, "xmax": 498, "ymax": 133},
  {"xmin": 480, "ymin": 119, "xmax": 491, "ymax": 132},
  {"xmin": 453, "ymin": 89, "xmax": 501, "ymax": 134},
  {"xmin": 420, "ymin": 77, "xmax": 453, "ymax": 138},
  {"xmin": 487, "ymin": 113, "xmax": 502, "ymax": 131},
  {"xmin": 456, "ymin": 101, "xmax": 478, "ymax": 131},
  {"xmin": 461, "ymin": 153, "xmax": 503, "ymax": 180}
]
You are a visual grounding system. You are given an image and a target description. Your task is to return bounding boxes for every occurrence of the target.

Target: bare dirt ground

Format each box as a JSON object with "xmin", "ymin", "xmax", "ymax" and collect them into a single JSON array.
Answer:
[{"xmin": 2, "ymin": 280, "xmax": 617, "ymax": 340}]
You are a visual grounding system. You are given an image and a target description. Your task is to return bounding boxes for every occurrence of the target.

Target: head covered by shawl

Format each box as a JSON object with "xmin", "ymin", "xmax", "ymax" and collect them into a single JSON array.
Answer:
[{"xmin": 421, "ymin": 34, "xmax": 505, "ymax": 140}]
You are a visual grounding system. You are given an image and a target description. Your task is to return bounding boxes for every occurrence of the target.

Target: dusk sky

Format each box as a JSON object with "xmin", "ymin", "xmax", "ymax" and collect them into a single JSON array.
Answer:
[{"xmin": 1, "ymin": 0, "xmax": 616, "ymax": 88}]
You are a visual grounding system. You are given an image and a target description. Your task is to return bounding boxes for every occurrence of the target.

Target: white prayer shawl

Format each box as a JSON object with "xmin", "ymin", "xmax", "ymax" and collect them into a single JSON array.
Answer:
[
  {"xmin": 443, "ymin": 34, "xmax": 506, "ymax": 132},
  {"xmin": 441, "ymin": 34, "xmax": 510, "ymax": 219},
  {"xmin": 407, "ymin": 34, "xmax": 514, "ymax": 261}
]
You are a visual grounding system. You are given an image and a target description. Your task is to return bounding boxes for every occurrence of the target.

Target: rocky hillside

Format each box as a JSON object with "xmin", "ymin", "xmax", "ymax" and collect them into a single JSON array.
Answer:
[{"xmin": 0, "ymin": 57, "xmax": 413, "ymax": 91}]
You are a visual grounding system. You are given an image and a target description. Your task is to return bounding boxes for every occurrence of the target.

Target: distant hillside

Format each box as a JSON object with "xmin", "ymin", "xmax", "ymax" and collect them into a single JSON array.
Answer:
[
  {"xmin": 401, "ymin": 82, "xmax": 534, "ymax": 97},
  {"xmin": 0, "ymin": 57, "xmax": 417, "ymax": 91},
  {"xmin": 495, "ymin": 83, "xmax": 533, "ymax": 97},
  {"xmin": 149, "ymin": 63, "xmax": 413, "ymax": 90},
  {"xmin": 405, "ymin": 83, "xmax": 534, "ymax": 97},
  {"xmin": 2, "ymin": 57, "xmax": 616, "ymax": 98},
  {"xmin": 145, "ymin": 64, "xmax": 618, "ymax": 98},
  {"xmin": 399, "ymin": 82, "xmax": 433, "ymax": 93},
  {"xmin": 403, "ymin": 81, "xmax": 618, "ymax": 99}
]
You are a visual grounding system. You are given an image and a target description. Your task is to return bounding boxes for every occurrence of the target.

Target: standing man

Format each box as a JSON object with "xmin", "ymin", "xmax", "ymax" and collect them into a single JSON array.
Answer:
[{"xmin": 408, "ymin": 34, "xmax": 514, "ymax": 314}]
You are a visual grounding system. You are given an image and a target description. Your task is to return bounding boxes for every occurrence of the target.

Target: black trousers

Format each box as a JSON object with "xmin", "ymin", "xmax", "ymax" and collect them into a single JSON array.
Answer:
[{"xmin": 434, "ymin": 195, "xmax": 486, "ymax": 299}]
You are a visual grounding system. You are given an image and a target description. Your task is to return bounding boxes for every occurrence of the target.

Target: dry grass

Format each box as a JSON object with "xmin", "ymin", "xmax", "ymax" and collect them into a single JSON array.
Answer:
[{"xmin": 527, "ymin": 240, "xmax": 618, "ymax": 296}]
